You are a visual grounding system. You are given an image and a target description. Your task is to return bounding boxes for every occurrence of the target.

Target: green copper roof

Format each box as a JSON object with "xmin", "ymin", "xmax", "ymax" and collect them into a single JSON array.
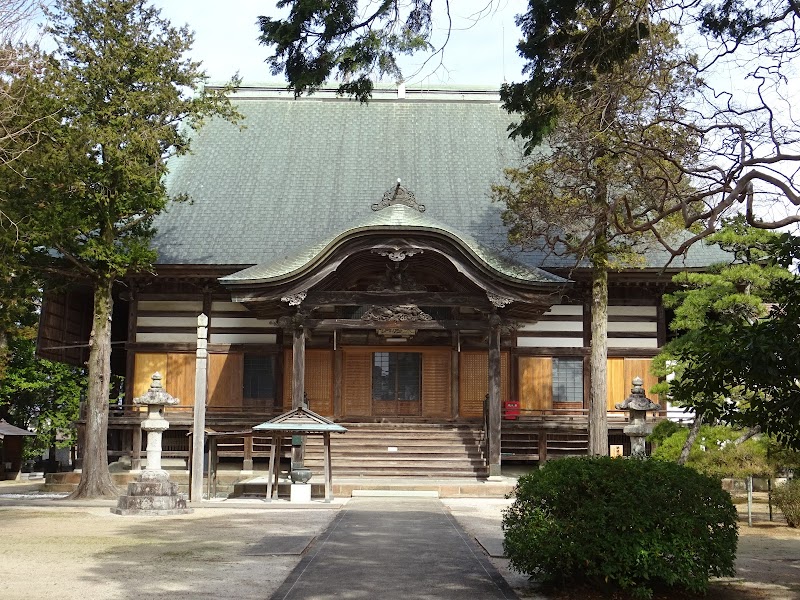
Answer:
[
  {"xmin": 221, "ymin": 203, "xmax": 566, "ymax": 285},
  {"xmin": 155, "ymin": 87, "xmax": 731, "ymax": 271}
]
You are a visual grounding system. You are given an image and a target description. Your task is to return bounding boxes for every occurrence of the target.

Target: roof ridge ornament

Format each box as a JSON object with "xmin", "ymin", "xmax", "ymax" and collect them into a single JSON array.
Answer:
[{"xmin": 372, "ymin": 179, "xmax": 426, "ymax": 213}]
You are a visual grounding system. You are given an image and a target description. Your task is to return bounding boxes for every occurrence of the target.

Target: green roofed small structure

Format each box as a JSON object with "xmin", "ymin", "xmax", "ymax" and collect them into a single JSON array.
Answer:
[{"xmin": 254, "ymin": 407, "xmax": 347, "ymax": 502}]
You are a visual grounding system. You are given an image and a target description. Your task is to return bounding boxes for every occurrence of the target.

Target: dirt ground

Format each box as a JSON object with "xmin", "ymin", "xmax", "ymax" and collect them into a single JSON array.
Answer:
[{"xmin": 0, "ymin": 489, "xmax": 798, "ymax": 600}]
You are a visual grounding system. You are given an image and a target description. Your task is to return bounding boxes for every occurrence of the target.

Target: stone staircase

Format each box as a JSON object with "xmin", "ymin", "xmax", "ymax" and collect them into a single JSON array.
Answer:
[{"xmin": 302, "ymin": 423, "xmax": 488, "ymax": 478}]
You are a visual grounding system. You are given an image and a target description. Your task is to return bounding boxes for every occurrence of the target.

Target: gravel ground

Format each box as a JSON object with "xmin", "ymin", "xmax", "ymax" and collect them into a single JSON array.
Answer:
[
  {"xmin": 0, "ymin": 500, "xmax": 337, "ymax": 600},
  {"xmin": 1, "ymin": 488, "xmax": 798, "ymax": 600}
]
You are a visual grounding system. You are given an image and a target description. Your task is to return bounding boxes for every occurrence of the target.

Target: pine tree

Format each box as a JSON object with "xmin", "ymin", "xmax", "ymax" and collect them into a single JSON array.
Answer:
[
  {"xmin": 493, "ymin": 6, "xmax": 698, "ymax": 454},
  {"xmin": 0, "ymin": 0, "xmax": 239, "ymax": 497}
]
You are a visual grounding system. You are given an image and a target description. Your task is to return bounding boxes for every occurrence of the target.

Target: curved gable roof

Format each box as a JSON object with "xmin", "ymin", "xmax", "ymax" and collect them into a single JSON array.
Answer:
[{"xmin": 219, "ymin": 203, "xmax": 566, "ymax": 287}]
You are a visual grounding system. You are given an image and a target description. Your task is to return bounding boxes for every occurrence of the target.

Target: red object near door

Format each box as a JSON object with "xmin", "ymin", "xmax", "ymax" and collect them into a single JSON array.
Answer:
[{"xmin": 503, "ymin": 400, "xmax": 520, "ymax": 420}]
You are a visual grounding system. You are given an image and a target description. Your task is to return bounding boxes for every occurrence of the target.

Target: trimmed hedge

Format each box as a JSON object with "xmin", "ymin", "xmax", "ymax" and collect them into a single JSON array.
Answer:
[
  {"xmin": 773, "ymin": 478, "xmax": 800, "ymax": 527},
  {"xmin": 503, "ymin": 457, "xmax": 738, "ymax": 599}
]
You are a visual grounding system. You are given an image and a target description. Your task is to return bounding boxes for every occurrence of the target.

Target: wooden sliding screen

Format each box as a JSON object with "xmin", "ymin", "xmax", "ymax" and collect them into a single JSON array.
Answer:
[
  {"xmin": 458, "ymin": 351, "xmax": 510, "ymax": 418},
  {"xmin": 607, "ymin": 358, "xmax": 659, "ymax": 410},
  {"xmin": 133, "ymin": 352, "xmax": 194, "ymax": 407}
]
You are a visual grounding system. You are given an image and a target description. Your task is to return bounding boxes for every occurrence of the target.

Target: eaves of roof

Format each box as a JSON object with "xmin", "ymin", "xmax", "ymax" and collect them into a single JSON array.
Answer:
[{"xmin": 219, "ymin": 204, "xmax": 567, "ymax": 288}]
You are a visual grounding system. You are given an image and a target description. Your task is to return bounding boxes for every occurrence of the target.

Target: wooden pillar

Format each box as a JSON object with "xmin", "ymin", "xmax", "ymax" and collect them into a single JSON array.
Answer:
[
  {"xmin": 74, "ymin": 420, "xmax": 85, "ymax": 471},
  {"xmin": 538, "ymin": 429, "xmax": 548, "ymax": 465},
  {"xmin": 242, "ymin": 435, "xmax": 253, "ymax": 473},
  {"xmin": 131, "ymin": 423, "xmax": 142, "ymax": 472},
  {"xmin": 208, "ymin": 437, "xmax": 217, "ymax": 499},
  {"xmin": 292, "ymin": 323, "xmax": 306, "ymax": 409},
  {"xmin": 324, "ymin": 432, "xmax": 333, "ymax": 502},
  {"xmin": 190, "ymin": 314, "xmax": 209, "ymax": 503},
  {"xmin": 292, "ymin": 319, "xmax": 306, "ymax": 468},
  {"xmin": 488, "ymin": 316, "xmax": 502, "ymax": 477},
  {"xmin": 266, "ymin": 435, "xmax": 280, "ymax": 502},
  {"xmin": 333, "ymin": 347, "xmax": 343, "ymax": 418},
  {"xmin": 450, "ymin": 346, "xmax": 461, "ymax": 419}
]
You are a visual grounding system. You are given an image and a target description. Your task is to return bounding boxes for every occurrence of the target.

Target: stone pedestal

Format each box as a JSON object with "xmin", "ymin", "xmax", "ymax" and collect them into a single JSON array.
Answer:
[
  {"xmin": 111, "ymin": 471, "xmax": 192, "ymax": 515},
  {"xmin": 290, "ymin": 483, "xmax": 312, "ymax": 503},
  {"xmin": 112, "ymin": 373, "xmax": 192, "ymax": 516}
]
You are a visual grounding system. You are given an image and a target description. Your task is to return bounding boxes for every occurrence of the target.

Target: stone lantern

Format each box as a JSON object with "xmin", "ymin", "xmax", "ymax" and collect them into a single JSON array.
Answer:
[
  {"xmin": 112, "ymin": 373, "xmax": 191, "ymax": 515},
  {"xmin": 615, "ymin": 377, "xmax": 661, "ymax": 457},
  {"xmin": 136, "ymin": 372, "xmax": 179, "ymax": 480}
]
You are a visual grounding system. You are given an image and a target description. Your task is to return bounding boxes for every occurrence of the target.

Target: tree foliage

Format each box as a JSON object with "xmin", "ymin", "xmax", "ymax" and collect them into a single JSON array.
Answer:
[
  {"xmin": 666, "ymin": 233, "xmax": 800, "ymax": 448},
  {"xmin": 651, "ymin": 423, "xmax": 773, "ymax": 479},
  {"xmin": 492, "ymin": 2, "xmax": 696, "ymax": 454},
  {"xmin": 501, "ymin": 0, "xmax": 651, "ymax": 148},
  {"xmin": 0, "ymin": 0, "xmax": 240, "ymax": 498},
  {"xmin": 0, "ymin": 332, "xmax": 84, "ymax": 465},
  {"xmin": 0, "ymin": 1, "xmax": 54, "ymax": 376},
  {"xmin": 651, "ymin": 220, "xmax": 791, "ymax": 401},
  {"xmin": 258, "ymin": 0, "xmax": 434, "ymax": 101}
]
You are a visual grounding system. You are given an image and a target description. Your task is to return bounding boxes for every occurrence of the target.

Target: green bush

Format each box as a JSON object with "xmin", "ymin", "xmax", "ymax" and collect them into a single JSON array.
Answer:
[
  {"xmin": 503, "ymin": 457, "xmax": 738, "ymax": 599},
  {"xmin": 651, "ymin": 424, "xmax": 773, "ymax": 479},
  {"xmin": 773, "ymin": 479, "xmax": 800, "ymax": 527},
  {"xmin": 647, "ymin": 419, "xmax": 681, "ymax": 446}
]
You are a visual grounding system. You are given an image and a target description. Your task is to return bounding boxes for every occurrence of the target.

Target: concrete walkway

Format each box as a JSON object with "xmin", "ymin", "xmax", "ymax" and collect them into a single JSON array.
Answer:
[{"xmin": 270, "ymin": 497, "xmax": 518, "ymax": 600}]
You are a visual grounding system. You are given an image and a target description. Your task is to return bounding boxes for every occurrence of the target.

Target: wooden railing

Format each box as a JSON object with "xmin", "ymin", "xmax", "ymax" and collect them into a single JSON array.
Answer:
[
  {"xmin": 501, "ymin": 406, "xmax": 663, "ymax": 424},
  {"xmin": 102, "ymin": 403, "xmax": 284, "ymax": 424}
]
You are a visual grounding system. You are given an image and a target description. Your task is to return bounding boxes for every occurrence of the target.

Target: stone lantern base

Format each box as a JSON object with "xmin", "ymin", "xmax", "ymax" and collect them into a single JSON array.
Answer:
[{"xmin": 111, "ymin": 471, "xmax": 192, "ymax": 516}]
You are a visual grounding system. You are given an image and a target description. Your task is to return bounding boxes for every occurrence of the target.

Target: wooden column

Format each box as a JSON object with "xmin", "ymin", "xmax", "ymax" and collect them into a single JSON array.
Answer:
[
  {"xmin": 292, "ymin": 323, "xmax": 306, "ymax": 409},
  {"xmin": 242, "ymin": 435, "xmax": 253, "ymax": 473},
  {"xmin": 131, "ymin": 424, "xmax": 142, "ymax": 472},
  {"xmin": 190, "ymin": 314, "xmax": 208, "ymax": 503},
  {"xmin": 451, "ymin": 332, "xmax": 460, "ymax": 418},
  {"xmin": 488, "ymin": 316, "xmax": 502, "ymax": 477},
  {"xmin": 266, "ymin": 435, "xmax": 281, "ymax": 502},
  {"xmin": 333, "ymin": 347, "xmax": 343, "ymax": 418},
  {"xmin": 324, "ymin": 432, "xmax": 333, "ymax": 502},
  {"xmin": 538, "ymin": 430, "xmax": 548, "ymax": 465},
  {"xmin": 292, "ymin": 319, "xmax": 306, "ymax": 467}
]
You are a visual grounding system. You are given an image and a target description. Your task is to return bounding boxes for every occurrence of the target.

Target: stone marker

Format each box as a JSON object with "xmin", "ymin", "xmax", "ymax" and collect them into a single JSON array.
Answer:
[{"xmin": 112, "ymin": 373, "xmax": 192, "ymax": 515}]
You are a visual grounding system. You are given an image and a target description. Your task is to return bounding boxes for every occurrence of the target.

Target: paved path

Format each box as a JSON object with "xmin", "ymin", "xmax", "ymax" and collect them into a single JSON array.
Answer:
[{"xmin": 270, "ymin": 497, "xmax": 518, "ymax": 600}]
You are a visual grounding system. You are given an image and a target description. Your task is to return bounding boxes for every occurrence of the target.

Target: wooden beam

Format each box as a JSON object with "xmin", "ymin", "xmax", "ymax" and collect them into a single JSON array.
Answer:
[
  {"xmin": 304, "ymin": 291, "xmax": 493, "ymax": 307},
  {"xmin": 307, "ymin": 319, "xmax": 490, "ymax": 331}
]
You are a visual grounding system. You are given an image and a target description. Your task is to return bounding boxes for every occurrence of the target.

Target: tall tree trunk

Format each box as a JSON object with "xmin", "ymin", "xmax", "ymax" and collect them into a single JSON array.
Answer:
[
  {"xmin": 0, "ymin": 328, "xmax": 8, "ymax": 381},
  {"xmin": 588, "ymin": 255, "xmax": 609, "ymax": 456},
  {"xmin": 678, "ymin": 412, "xmax": 703, "ymax": 465},
  {"xmin": 68, "ymin": 278, "xmax": 117, "ymax": 498}
]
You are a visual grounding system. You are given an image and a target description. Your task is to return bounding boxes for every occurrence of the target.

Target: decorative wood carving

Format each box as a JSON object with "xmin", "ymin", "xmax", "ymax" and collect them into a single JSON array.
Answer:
[
  {"xmin": 487, "ymin": 292, "xmax": 515, "ymax": 308},
  {"xmin": 372, "ymin": 181, "xmax": 426, "ymax": 213},
  {"xmin": 361, "ymin": 305, "xmax": 433, "ymax": 322},
  {"xmin": 281, "ymin": 291, "xmax": 307, "ymax": 306},
  {"xmin": 371, "ymin": 247, "xmax": 423, "ymax": 262},
  {"xmin": 367, "ymin": 262, "xmax": 425, "ymax": 292},
  {"xmin": 377, "ymin": 328, "xmax": 417, "ymax": 337}
]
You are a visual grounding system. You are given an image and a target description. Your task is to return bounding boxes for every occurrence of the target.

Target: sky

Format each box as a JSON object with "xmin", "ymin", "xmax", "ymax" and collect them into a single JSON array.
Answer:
[{"xmin": 150, "ymin": 0, "xmax": 529, "ymax": 88}]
